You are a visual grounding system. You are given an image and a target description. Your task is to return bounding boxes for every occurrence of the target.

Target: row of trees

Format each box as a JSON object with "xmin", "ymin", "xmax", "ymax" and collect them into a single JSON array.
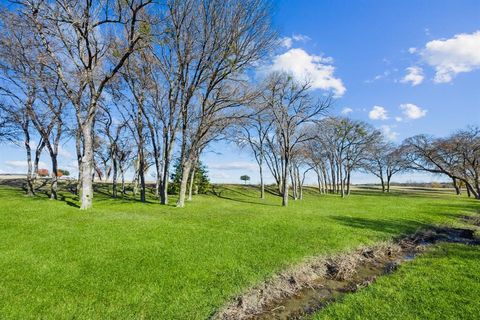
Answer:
[
  {"xmin": 235, "ymin": 89, "xmax": 480, "ymax": 203},
  {"xmin": 1, "ymin": 1, "xmax": 478, "ymax": 210},
  {"xmin": 0, "ymin": 0, "xmax": 276, "ymax": 209}
]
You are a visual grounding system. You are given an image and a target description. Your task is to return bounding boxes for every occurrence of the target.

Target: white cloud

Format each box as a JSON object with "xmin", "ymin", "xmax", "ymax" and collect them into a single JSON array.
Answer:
[
  {"xmin": 400, "ymin": 103, "xmax": 427, "ymax": 119},
  {"xmin": 280, "ymin": 37, "xmax": 293, "ymax": 49},
  {"xmin": 380, "ymin": 125, "xmax": 399, "ymax": 141},
  {"xmin": 261, "ymin": 48, "xmax": 346, "ymax": 97},
  {"xmin": 292, "ymin": 34, "xmax": 311, "ymax": 42},
  {"xmin": 365, "ymin": 70, "xmax": 391, "ymax": 83},
  {"xmin": 400, "ymin": 66, "xmax": 424, "ymax": 86},
  {"xmin": 279, "ymin": 34, "xmax": 310, "ymax": 49},
  {"xmin": 208, "ymin": 161, "xmax": 258, "ymax": 171},
  {"xmin": 5, "ymin": 160, "xmax": 47, "ymax": 169},
  {"xmin": 420, "ymin": 31, "xmax": 480, "ymax": 83},
  {"xmin": 341, "ymin": 107, "xmax": 353, "ymax": 115},
  {"xmin": 408, "ymin": 47, "xmax": 417, "ymax": 54},
  {"xmin": 368, "ymin": 105, "xmax": 389, "ymax": 120},
  {"xmin": 395, "ymin": 116, "xmax": 403, "ymax": 122}
]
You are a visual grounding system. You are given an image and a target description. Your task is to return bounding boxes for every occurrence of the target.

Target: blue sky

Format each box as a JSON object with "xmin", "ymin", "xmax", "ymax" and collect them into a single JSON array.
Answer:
[{"xmin": 1, "ymin": 0, "xmax": 479, "ymax": 184}]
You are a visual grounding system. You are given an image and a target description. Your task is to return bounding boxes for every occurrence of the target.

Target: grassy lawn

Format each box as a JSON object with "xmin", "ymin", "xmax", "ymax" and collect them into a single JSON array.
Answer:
[
  {"xmin": 0, "ymin": 184, "xmax": 478, "ymax": 319},
  {"xmin": 314, "ymin": 243, "xmax": 480, "ymax": 320}
]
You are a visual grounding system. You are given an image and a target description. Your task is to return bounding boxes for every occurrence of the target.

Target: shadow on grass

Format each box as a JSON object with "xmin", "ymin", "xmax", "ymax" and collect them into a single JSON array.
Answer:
[
  {"xmin": 352, "ymin": 186, "xmax": 467, "ymax": 198},
  {"xmin": 209, "ymin": 185, "xmax": 280, "ymax": 207},
  {"xmin": 59, "ymin": 194, "xmax": 80, "ymax": 208},
  {"xmin": 329, "ymin": 216, "xmax": 430, "ymax": 236}
]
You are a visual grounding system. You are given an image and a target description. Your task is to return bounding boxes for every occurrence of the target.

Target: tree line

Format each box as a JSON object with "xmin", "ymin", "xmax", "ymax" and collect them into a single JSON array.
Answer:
[
  {"xmin": 0, "ymin": 0, "xmax": 275, "ymax": 209},
  {"xmin": 0, "ymin": 1, "xmax": 478, "ymax": 210}
]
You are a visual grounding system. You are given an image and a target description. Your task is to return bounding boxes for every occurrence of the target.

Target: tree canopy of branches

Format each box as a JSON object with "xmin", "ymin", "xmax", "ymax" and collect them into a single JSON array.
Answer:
[{"xmin": 402, "ymin": 126, "xmax": 480, "ymax": 199}]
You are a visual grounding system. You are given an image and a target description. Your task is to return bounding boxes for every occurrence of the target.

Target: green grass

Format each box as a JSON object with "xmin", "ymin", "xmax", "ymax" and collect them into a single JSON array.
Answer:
[
  {"xmin": 0, "ymin": 183, "xmax": 478, "ymax": 319},
  {"xmin": 314, "ymin": 243, "xmax": 480, "ymax": 320}
]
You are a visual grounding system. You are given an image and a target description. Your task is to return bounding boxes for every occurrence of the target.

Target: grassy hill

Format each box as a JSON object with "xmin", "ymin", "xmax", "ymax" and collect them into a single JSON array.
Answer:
[{"xmin": 0, "ymin": 184, "xmax": 478, "ymax": 319}]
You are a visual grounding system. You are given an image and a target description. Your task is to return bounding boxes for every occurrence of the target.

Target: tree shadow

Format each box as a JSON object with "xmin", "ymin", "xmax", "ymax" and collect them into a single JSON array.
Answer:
[
  {"xmin": 59, "ymin": 194, "xmax": 80, "ymax": 208},
  {"xmin": 329, "ymin": 216, "xmax": 430, "ymax": 236},
  {"xmin": 209, "ymin": 185, "xmax": 280, "ymax": 207}
]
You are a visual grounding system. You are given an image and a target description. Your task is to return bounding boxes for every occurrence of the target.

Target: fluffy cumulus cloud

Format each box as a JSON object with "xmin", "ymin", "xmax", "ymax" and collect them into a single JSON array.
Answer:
[
  {"xmin": 261, "ymin": 48, "xmax": 346, "ymax": 97},
  {"xmin": 420, "ymin": 31, "xmax": 480, "ymax": 83},
  {"xmin": 368, "ymin": 105, "xmax": 388, "ymax": 120},
  {"xmin": 400, "ymin": 66, "xmax": 424, "ymax": 86},
  {"xmin": 380, "ymin": 125, "xmax": 398, "ymax": 141},
  {"xmin": 341, "ymin": 107, "xmax": 353, "ymax": 115},
  {"xmin": 400, "ymin": 103, "xmax": 427, "ymax": 119}
]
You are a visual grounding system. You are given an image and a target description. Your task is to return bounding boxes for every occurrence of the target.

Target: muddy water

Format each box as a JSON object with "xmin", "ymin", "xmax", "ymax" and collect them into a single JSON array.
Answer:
[{"xmin": 255, "ymin": 227, "xmax": 479, "ymax": 320}]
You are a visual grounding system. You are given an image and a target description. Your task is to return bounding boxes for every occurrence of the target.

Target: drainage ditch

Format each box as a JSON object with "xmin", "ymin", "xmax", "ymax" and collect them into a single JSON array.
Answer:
[{"xmin": 214, "ymin": 224, "xmax": 479, "ymax": 320}]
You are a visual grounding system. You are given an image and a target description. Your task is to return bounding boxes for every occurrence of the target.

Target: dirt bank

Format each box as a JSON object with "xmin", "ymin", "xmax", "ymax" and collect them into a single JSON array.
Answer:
[{"xmin": 213, "ymin": 224, "xmax": 479, "ymax": 320}]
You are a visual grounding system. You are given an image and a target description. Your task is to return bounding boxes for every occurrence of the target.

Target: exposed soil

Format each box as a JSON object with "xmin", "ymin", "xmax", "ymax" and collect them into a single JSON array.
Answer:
[{"xmin": 213, "ymin": 224, "xmax": 479, "ymax": 320}]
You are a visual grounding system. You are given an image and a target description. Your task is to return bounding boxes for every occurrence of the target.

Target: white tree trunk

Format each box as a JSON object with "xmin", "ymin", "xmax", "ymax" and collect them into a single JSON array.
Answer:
[
  {"xmin": 80, "ymin": 121, "xmax": 94, "ymax": 210},
  {"xmin": 176, "ymin": 160, "xmax": 192, "ymax": 208}
]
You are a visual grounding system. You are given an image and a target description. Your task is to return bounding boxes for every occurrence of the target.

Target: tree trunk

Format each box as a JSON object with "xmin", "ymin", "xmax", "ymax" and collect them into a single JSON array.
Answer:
[
  {"xmin": 387, "ymin": 175, "xmax": 392, "ymax": 192},
  {"xmin": 112, "ymin": 151, "xmax": 118, "ymax": 198},
  {"xmin": 75, "ymin": 129, "xmax": 83, "ymax": 196},
  {"xmin": 80, "ymin": 121, "xmax": 94, "ymax": 210},
  {"xmin": 187, "ymin": 166, "xmax": 196, "ymax": 201},
  {"xmin": 322, "ymin": 167, "xmax": 329, "ymax": 194},
  {"xmin": 160, "ymin": 140, "xmax": 174, "ymax": 205},
  {"xmin": 120, "ymin": 167, "xmax": 126, "ymax": 195},
  {"xmin": 296, "ymin": 166, "xmax": 302, "ymax": 200},
  {"xmin": 346, "ymin": 170, "xmax": 351, "ymax": 196},
  {"xmin": 139, "ymin": 155, "xmax": 146, "ymax": 202},
  {"xmin": 24, "ymin": 125, "xmax": 34, "ymax": 196},
  {"xmin": 452, "ymin": 177, "xmax": 460, "ymax": 195},
  {"xmin": 259, "ymin": 161, "xmax": 265, "ymax": 199},
  {"xmin": 282, "ymin": 157, "xmax": 289, "ymax": 207},
  {"xmin": 339, "ymin": 163, "xmax": 345, "ymax": 198},
  {"xmin": 329, "ymin": 159, "xmax": 335, "ymax": 194},
  {"xmin": 49, "ymin": 151, "xmax": 58, "ymax": 200},
  {"xmin": 132, "ymin": 172, "xmax": 139, "ymax": 198},
  {"xmin": 290, "ymin": 167, "xmax": 297, "ymax": 200},
  {"xmin": 380, "ymin": 176, "xmax": 385, "ymax": 192},
  {"xmin": 176, "ymin": 160, "xmax": 192, "ymax": 208},
  {"xmin": 316, "ymin": 170, "xmax": 322, "ymax": 194}
]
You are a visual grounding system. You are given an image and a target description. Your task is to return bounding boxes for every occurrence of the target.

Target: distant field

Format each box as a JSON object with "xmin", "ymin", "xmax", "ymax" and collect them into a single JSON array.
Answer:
[{"xmin": 0, "ymin": 183, "xmax": 478, "ymax": 319}]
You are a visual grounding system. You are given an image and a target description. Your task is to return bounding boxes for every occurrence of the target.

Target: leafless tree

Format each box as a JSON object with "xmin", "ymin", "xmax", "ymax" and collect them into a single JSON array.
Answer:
[
  {"xmin": 337, "ymin": 119, "xmax": 380, "ymax": 196},
  {"xmin": 157, "ymin": 0, "xmax": 276, "ymax": 207},
  {"xmin": 402, "ymin": 129, "xmax": 480, "ymax": 199},
  {"xmin": 232, "ymin": 95, "xmax": 273, "ymax": 199},
  {"xmin": 262, "ymin": 72, "xmax": 331, "ymax": 206},
  {"xmin": 0, "ymin": 9, "xmax": 48, "ymax": 196},
  {"xmin": 16, "ymin": 0, "xmax": 154, "ymax": 209},
  {"xmin": 363, "ymin": 140, "xmax": 407, "ymax": 192}
]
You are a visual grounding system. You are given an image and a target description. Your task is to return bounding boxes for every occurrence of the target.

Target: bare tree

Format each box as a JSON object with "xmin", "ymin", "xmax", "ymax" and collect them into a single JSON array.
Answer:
[
  {"xmin": 0, "ymin": 9, "xmax": 47, "ymax": 196},
  {"xmin": 263, "ymin": 72, "xmax": 331, "ymax": 206},
  {"xmin": 337, "ymin": 119, "xmax": 380, "ymax": 196},
  {"xmin": 233, "ymin": 97, "xmax": 273, "ymax": 199},
  {"xmin": 157, "ymin": 0, "xmax": 276, "ymax": 207},
  {"xmin": 18, "ymin": 0, "xmax": 153, "ymax": 209},
  {"xmin": 402, "ymin": 130, "xmax": 480, "ymax": 199},
  {"xmin": 363, "ymin": 140, "xmax": 407, "ymax": 192}
]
